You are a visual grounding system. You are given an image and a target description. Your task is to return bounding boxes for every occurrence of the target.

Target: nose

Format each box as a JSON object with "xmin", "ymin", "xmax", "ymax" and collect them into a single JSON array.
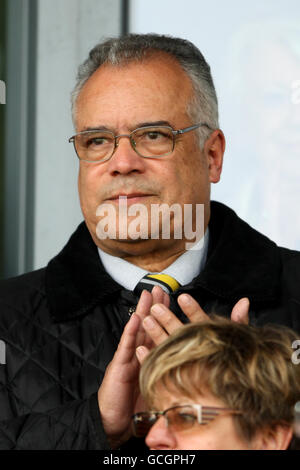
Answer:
[
  {"xmin": 106, "ymin": 134, "xmax": 146, "ymax": 176},
  {"xmin": 145, "ymin": 416, "xmax": 177, "ymax": 450}
]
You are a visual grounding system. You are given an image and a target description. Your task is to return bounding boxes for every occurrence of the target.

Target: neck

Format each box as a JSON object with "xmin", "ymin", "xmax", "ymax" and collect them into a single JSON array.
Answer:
[
  {"xmin": 96, "ymin": 233, "xmax": 207, "ymax": 272},
  {"xmin": 123, "ymin": 246, "xmax": 186, "ymax": 272},
  {"xmin": 94, "ymin": 210, "xmax": 210, "ymax": 271}
]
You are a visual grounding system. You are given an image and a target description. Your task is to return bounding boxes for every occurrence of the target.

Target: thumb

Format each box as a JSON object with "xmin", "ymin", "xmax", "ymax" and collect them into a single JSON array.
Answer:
[
  {"xmin": 135, "ymin": 346, "xmax": 150, "ymax": 365},
  {"xmin": 231, "ymin": 298, "xmax": 250, "ymax": 324}
]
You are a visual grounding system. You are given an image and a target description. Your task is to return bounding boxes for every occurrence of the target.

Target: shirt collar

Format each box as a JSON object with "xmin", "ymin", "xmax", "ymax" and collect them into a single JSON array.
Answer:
[{"xmin": 98, "ymin": 229, "xmax": 209, "ymax": 290}]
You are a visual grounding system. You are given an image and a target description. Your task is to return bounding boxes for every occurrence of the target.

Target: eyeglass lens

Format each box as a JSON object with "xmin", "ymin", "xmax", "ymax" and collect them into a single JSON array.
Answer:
[
  {"xmin": 133, "ymin": 406, "xmax": 201, "ymax": 438},
  {"xmin": 132, "ymin": 405, "xmax": 230, "ymax": 438},
  {"xmin": 74, "ymin": 126, "xmax": 174, "ymax": 161}
]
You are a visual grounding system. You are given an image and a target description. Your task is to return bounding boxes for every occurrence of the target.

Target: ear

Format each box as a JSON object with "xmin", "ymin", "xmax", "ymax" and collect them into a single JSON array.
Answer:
[
  {"xmin": 252, "ymin": 425, "xmax": 293, "ymax": 450},
  {"xmin": 203, "ymin": 129, "xmax": 225, "ymax": 183}
]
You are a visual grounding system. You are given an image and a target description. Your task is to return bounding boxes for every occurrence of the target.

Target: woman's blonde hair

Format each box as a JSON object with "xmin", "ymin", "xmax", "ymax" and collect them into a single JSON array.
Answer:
[{"xmin": 139, "ymin": 316, "xmax": 300, "ymax": 441}]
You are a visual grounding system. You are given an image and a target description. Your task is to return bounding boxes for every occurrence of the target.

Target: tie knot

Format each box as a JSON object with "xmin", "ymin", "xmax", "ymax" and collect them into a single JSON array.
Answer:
[{"xmin": 134, "ymin": 273, "xmax": 181, "ymax": 297}]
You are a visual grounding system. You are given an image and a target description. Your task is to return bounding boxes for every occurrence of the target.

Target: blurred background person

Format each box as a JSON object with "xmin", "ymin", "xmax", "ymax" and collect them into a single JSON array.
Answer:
[{"xmin": 224, "ymin": 19, "xmax": 300, "ymax": 248}]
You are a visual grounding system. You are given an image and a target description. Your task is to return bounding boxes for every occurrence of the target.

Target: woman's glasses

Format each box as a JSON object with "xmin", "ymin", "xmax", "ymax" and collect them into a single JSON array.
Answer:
[{"xmin": 132, "ymin": 404, "xmax": 241, "ymax": 438}]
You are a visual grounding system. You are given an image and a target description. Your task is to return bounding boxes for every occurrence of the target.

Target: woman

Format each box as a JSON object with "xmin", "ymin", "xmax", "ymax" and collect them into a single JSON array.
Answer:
[{"xmin": 133, "ymin": 317, "xmax": 300, "ymax": 450}]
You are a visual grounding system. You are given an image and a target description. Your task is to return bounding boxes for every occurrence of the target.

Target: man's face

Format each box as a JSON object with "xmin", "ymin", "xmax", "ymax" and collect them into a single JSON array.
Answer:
[{"xmin": 75, "ymin": 55, "xmax": 219, "ymax": 259}]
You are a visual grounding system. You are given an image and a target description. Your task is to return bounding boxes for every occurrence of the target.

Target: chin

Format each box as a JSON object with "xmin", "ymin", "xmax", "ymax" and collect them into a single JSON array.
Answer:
[{"xmin": 97, "ymin": 237, "xmax": 166, "ymax": 258}]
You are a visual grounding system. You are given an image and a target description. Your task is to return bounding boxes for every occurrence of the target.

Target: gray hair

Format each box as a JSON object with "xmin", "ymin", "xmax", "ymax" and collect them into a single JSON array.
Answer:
[{"xmin": 71, "ymin": 33, "xmax": 219, "ymax": 147}]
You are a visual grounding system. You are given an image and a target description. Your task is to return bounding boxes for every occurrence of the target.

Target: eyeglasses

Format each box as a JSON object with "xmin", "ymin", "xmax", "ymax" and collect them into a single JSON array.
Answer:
[
  {"xmin": 132, "ymin": 404, "xmax": 241, "ymax": 438},
  {"xmin": 68, "ymin": 123, "xmax": 212, "ymax": 163}
]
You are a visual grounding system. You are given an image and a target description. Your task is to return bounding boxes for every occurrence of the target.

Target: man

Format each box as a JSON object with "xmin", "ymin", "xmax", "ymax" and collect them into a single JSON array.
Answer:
[{"xmin": 0, "ymin": 34, "xmax": 299, "ymax": 450}]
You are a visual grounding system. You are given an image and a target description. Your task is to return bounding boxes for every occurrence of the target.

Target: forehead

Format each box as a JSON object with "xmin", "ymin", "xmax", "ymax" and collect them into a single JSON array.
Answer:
[
  {"xmin": 75, "ymin": 54, "xmax": 194, "ymax": 131},
  {"xmin": 152, "ymin": 381, "xmax": 224, "ymax": 410}
]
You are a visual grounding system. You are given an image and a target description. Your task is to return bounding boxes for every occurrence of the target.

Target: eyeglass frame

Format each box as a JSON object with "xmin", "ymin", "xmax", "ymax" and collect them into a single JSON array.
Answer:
[
  {"xmin": 132, "ymin": 403, "xmax": 242, "ymax": 438},
  {"xmin": 68, "ymin": 122, "xmax": 213, "ymax": 163}
]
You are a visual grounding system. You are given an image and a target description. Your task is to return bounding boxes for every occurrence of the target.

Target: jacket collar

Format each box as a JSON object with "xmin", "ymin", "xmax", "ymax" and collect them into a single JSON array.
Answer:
[
  {"xmin": 191, "ymin": 201, "xmax": 281, "ymax": 303},
  {"xmin": 46, "ymin": 201, "xmax": 281, "ymax": 322},
  {"xmin": 46, "ymin": 222, "xmax": 123, "ymax": 322}
]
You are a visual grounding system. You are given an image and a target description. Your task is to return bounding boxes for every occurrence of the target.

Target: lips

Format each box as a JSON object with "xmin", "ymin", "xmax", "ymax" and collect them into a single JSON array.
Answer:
[
  {"xmin": 107, "ymin": 193, "xmax": 153, "ymax": 201},
  {"xmin": 105, "ymin": 193, "xmax": 154, "ymax": 207}
]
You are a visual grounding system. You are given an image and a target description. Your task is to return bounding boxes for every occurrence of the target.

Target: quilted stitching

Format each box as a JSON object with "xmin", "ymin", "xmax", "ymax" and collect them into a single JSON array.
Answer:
[
  {"xmin": 0, "ymin": 266, "xmax": 130, "ymax": 449},
  {"xmin": 0, "ymin": 207, "xmax": 299, "ymax": 449}
]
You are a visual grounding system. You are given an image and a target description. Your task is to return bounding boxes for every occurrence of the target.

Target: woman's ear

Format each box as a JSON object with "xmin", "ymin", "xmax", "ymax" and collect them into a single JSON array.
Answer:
[{"xmin": 252, "ymin": 425, "xmax": 293, "ymax": 450}]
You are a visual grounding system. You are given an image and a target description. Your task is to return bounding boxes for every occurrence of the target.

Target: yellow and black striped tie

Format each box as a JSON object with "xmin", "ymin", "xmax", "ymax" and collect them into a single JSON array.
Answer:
[{"xmin": 134, "ymin": 273, "xmax": 181, "ymax": 296}]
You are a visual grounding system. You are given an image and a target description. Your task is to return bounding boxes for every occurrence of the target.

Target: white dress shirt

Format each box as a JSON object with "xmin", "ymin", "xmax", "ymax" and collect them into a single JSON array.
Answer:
[{"xmin": 98, "ymin": 229, "xmax": 209, "ymax": 290}]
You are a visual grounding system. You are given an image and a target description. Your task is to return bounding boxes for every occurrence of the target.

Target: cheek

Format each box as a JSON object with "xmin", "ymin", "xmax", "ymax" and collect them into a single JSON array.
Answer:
[
  {"xmin": 180, "ymin": 145, "xmax": 208, "ymax": 179},
  {"xmin": 175, "ymin": 430, "xmax": 216, "ymax": 450},
  {"xmin": 78, "ymin": 167, "xmax": 90, "ymax": 208},
  {"xmin": 79, "ymin": 163, "xmax": 103, "ymax": 192},
  {"xmin": 176, "ymin": 159, "xmax": 208, "ymax": 203},
  {"xmin": 178, "ymin": 422, "xmax": 248, "ymax": 450},
  {"xmin": 78, "ymin": 165, "xmax": 102, "ymax": 214},
  {"xmin": 210, "ymin": 423, "xmax": 249, "ymax": 450}
]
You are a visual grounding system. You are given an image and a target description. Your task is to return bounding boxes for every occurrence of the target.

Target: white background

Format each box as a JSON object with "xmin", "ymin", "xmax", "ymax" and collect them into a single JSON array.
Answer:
[
  {"xmin": 130, "ymin": 0, "xmax": 300, "ymax": 249},
  {"xmin": 32, "ymin": 0, "xmax": 121, "ymax": 269}
]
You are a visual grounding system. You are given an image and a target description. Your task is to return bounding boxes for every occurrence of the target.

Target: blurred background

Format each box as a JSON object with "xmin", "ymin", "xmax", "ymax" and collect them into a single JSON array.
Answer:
[{"xmin": 0, "ymin": 0, "xmax": 299, "ymax": 279}]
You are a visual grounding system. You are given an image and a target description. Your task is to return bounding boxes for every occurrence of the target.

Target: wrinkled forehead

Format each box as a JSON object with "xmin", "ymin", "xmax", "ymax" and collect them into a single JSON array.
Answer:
[
  {"xmin": 83, "ymin": 49, "xmax": 193, "ymax": 90},
  {"xmin": 74, "ymin": 54, "xmax": 195, "ymax": 130}
]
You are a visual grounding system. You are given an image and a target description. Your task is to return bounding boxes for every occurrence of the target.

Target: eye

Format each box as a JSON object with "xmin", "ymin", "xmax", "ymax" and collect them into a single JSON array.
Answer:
[
  {"xmin": 169, "ymin": 407, "xmax": 199, "ymax": 429},
  {"xmin": 136, "ymin": 128, "xmax": 173, "ymax": 142},
  {"xmin": 79, "ymin": 132, "xmax": 114, "ymax": 149},
  {"xmin": 177, "ymin": 412, "xmax": 197, "ymax": 424},
  {"xmin": 145, "ymin": 131, "xmax": 165, "ymax": 140},
  {"xmin": 86, "ymin": 136, "xmax": 109, "ymax": 147}
]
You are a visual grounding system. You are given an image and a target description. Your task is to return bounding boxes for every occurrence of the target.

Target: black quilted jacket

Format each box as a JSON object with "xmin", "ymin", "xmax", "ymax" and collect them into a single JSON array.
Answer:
[{"xmin": 0, "ymin": 201, "xmax": 300, "ymax": 449}]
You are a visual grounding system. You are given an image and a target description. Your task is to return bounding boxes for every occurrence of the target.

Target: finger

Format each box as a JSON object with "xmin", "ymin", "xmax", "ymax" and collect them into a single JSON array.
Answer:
[
  {"xmin": 151, "ymin": 285, "xmax": 165, "ymax": 305},
  {"xmin": 135, "ymin": 317, "xmax": 155, "ymax": 351},
  {"xmin": 142, "ymin": 315, "xmax": 169, "ymax": 345},
  {"xmin": 231, "ymin": 298, "xmax": 250, "ymax": 324},
  {"xmin": 135, "ymin": 289, "xmax": 153, "ymax": 321},
  {"xmin": 163, "ymin": 292, "xmax": 170, "ymax": 308},
  {"xmin": 136, "ymin": 288, "xmax": 169, "ymax": 348},
  {"xmin": 150, "ymin": 303, "xmax": 183, "ymax": 334},
  {"xmin": 135, "ymin": 345, "xmax": 150, "ymax": 365},
  {"xmin": 143, "ymin": 333, "xmax": 154, "ymax": 351},
  {"xmin": 115, "ymin": 314, "xmax": 141, "ymax": 363},
  {"xmin": 177, "ymin": 294, "xmax": 209, "ymax": 323}
]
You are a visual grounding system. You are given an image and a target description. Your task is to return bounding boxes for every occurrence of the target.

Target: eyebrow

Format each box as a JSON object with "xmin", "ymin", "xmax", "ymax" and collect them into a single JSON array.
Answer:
[
  {"xmin": 165, "ymin": 402, "xmax": 182, "ymax": 409},
  {"xmin": 80, "ymin": 121, "xmax": 174, "ymax": 133},
  {"xmin": 80, "ymin": 125, "xmax": 111, "ymax": 133},
  {"xmin": 133, "ymin": 120, "xmax": 173, "ymax": 129}
]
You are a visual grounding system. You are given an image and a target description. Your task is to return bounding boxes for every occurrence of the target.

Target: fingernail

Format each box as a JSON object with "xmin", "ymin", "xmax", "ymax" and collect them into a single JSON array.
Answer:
[
  {"xmin": 136, "ymin": 346, "xmax": 146, "ymax": 359},
  {"xmin": 151, "ymin": 304, "xmax": 165, "ymax": 316},
  {"xmin": 179, "ymin": 294, "xmax": 191, "ymax": 305}
]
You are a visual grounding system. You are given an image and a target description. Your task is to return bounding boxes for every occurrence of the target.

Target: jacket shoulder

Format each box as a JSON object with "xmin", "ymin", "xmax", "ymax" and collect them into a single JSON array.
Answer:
[
  {"xmin": 0, "ymin": 269, "xmax": 46, "ymax": 322},
  {"xmin": 279, "ymin": 245, "xmax": 300, "ymax": 266},
  {"xmin": 279, "ymin": 246, "xmax": 300, "ymax": 299}
]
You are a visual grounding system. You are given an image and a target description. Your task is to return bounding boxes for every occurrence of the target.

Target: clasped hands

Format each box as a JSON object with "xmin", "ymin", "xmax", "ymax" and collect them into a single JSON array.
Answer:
[{"xmin": 98, "ymin": 288, "xmax": 249, "ymax": 449}]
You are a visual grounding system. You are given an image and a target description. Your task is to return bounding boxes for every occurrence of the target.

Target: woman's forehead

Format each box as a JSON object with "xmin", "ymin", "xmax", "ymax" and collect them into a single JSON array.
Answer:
[{"xmin": 152, "ymin": 380, "xmax": 224, "ymax": 409}]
